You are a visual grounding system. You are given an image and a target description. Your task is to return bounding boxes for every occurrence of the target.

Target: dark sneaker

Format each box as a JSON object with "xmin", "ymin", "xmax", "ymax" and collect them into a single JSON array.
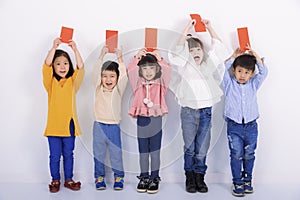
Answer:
[
  {"xmin": 194, "ymin": 173, "xmax": 208, "ymax": 193},
  {"xmin": 95, "ymin": 176, "xmax": 106, "ymax": 190},
  {"xmin": 147, "ymin": 178, "xmax": 160, "ymax": 194},
  {"xmin": 113, "ymin": 177, "xmax": 124, "ymax": 190},
  {"xmin": 185, "ymin": 171, "xmax": 197, "ymax": 193},
  {"xmin": 136, "ymin": 176, "xmax": 149, "ymax": 193},
  {"xmin": 244, "ymin": 181, "xmax": 254, "ymax": 193},
  {"xmin": 232, "ymin": 184, "xmax": 245, "ymax": 197}
]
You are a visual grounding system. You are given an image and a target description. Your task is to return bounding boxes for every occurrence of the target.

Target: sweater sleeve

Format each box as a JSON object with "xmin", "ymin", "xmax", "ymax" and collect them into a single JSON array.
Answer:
[
  {"xmin": 159, "ymin": 59, "xmax": 171, "ymax": 88},
  {"xmin": 127, "ymin": 57, "xmax": 140, "ymax": 91},
  {"xmin": 92, "ymin": 58, "xmax": 103, "ymax": 88},
  {"xmin": 42, "ymin": 62, "xmax": 53, "ymax": 93},
  {"xmin": 73, "ymin": 66, "xmax": 85, "ymax": 93},
  {"xmin": 167, "ymin": 43, "xmax": 189, "ymax": 67},
  {"xmin": 117, "ymin": 62, "xmax": 128, "ymax": 95}
]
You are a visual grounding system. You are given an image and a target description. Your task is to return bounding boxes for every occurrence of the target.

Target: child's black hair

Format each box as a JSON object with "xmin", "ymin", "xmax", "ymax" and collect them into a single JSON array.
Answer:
[
  {"xmin": 101, "ymin": 60, "xmax": 120, "ymax": 79},
  {"xmin": 232, "ymin": 54, "xmax": 256, "ymax": 72},
  {"xmin": 187, "ymin": 36, "xmax": 204, "ymax": 50},
  {"xmin": 137, "ymin": 53, "xmax": 162, "ymax": 79},
  {"xmin": 52, "ymin": 49, "xmax": 74, "ymax": 81}
]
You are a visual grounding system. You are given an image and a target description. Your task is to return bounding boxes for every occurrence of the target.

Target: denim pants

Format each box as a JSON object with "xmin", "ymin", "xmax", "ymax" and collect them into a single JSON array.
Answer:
[
  {"xmin": 137, "ymin": 116, "xmax": 162, "ymax": 179},
  {"xmin": 48, "ymin": 119, "xmax": 75, "ymax": 181},
  {"xmin": 181, "ymin": 107, "xmax": 212, "ymax": 174},
  {"xmin": 226, "ymin": 118, "xmax": 258, "ymax": 185},
  {"xmin": 93, "ymin": 121, "xmax": 124, "ymax": 179}
]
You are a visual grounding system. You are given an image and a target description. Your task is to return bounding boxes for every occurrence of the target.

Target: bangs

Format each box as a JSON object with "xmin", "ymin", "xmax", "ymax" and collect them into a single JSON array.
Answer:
[
  {"xmin": 187, "ymin": 37, "xmax": 203, "ymax": 49},
  {"xmin": 137, "ymin": 53, "xmax": 158, "ymax": 66}
]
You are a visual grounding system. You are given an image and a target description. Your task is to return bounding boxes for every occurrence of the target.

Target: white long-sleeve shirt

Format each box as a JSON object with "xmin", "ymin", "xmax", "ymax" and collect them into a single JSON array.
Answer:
[{"xmin": 168, "ymin": 38, "xmax": 229, "ymax": 109}]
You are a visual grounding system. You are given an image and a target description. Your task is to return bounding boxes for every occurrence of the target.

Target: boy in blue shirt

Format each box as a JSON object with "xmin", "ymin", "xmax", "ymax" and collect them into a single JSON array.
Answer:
[{"xmin": 223, "ymin": 47, "xmax": 268, "ymax": 197}]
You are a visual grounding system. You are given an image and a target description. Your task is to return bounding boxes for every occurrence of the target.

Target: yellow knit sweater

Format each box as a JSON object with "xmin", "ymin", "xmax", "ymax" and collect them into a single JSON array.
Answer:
[{"xmin": 43, "ymin": 63, "xmax": 85, "ymax": 136}]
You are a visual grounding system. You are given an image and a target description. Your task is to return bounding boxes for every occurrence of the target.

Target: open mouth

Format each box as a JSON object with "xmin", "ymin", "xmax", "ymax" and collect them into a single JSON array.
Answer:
[{"xmin": 194, "ymin": 56, "xmax": 201, "ymax": 62}]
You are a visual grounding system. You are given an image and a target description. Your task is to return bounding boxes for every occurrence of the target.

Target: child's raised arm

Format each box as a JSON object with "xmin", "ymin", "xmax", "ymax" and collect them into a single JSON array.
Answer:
[
  {"xmin": 115, "ymin": 47, "xmax": 124, "ymax": 64},
  {"xmin": 68, "ymin": 40, "xmax": 84, "ymax": 69},
  {"xmin": 45, "ymin": 38, "xmax": 61, "ymax": 66},
  {"xmin": 202, "ymin": 19, "xmax": 221, "ymax": 42},
  {"xmin": 246, "ymin": 45, "xmax": 264, "ymax": 66},
  {"xmin": 177, "ymin": 20, "xmax": 195, "ymax": 46}
]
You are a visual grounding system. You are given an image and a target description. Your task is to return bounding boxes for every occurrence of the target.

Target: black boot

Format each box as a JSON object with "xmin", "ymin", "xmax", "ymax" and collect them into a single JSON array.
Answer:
[
  {"xmin": 185, "ymin": 171, "xmax": 196, "ymax": 193},
  {"xmin": 195, "ymin": 173, "xmax": 208, "ymax": 193}
]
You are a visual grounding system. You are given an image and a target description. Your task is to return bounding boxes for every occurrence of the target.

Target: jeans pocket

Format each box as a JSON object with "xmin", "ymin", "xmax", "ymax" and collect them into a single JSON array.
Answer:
[{"xmin": 205, "ymin": 108, "xmax": 212, "ymax": 118}]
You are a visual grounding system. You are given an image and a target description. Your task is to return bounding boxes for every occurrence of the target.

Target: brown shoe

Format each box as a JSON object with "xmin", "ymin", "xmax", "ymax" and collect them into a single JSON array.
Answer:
[
  {"xmin": 64, "ymin": 180, "xmax": 81, "ymax": 191},
  {"xmin": 49, "ymin": 180, "xmax": 60, "ymax": 193}
]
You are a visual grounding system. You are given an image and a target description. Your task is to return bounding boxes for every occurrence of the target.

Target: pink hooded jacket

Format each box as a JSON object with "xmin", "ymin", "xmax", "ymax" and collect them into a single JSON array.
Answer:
[{"xmin": 127, "ymin": 57, "xmax": 171, "ymax": 118}]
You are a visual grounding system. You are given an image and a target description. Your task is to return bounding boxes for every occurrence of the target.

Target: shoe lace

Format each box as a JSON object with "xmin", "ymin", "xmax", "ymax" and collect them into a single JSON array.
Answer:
[
  {"xmin": 235, "ymin": 184, "xmax": 244, "ymax": 189},
  {"xmin": 96, "ymin": 177, "xmax": 104, "ymax": 183},
  {"xmin": 244, "ymin": 181, "xmax": 251, "ymax": 186},
  {"xmin": 115, "ymin": 177, "xmax": 124, "ymax": 183},
  {"xmin": 148, "ymin": 178, "xmax": 160, "ymax": 187}
]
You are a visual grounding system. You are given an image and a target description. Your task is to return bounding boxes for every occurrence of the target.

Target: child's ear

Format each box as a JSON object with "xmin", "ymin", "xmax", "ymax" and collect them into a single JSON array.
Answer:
[
  {"xmin": 231, "ymin": 67, "xmax": 235, "ymax": 73},
  {"xmin": 156, "ymin": 64, "xmax": 160, "ymax": 72}
]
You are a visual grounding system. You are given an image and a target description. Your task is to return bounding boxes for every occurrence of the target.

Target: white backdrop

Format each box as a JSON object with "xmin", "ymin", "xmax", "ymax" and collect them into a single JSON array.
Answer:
[{"xmin": 0, "ymin": 0, "xmax": 299, "ymax": 184}]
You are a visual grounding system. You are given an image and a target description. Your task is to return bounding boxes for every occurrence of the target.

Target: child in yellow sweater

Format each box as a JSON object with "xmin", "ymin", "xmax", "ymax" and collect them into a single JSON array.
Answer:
[{"xmin": 43, "ymin": 37, "xmax": 84, "ymax": 193}]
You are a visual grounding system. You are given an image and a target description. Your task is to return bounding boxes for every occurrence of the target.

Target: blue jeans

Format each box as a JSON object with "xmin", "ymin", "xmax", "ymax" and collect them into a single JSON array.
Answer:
[
  {"xmin": 181, "ymin": 107, "xmax": 212, "ymax": 174},
  {"xmin": 226, "ymin": 118, "xmax": 258, "ymax": 185},
  {"xmin": 47, "ymin": 119, "xmax": 75, "ymax": 181},
  {"xmin": 137, "ymin": 116, "xmax": 162, "ymax": 179},
  {"xmin": 93, "ymin": 121, "xmax": 124, "ymax": 179}
]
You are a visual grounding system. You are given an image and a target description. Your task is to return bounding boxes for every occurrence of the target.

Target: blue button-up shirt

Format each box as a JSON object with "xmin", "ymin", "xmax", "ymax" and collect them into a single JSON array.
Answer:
[{"xmin": 222, "ymin": 58, "xmax": 268, "ymax": 124}]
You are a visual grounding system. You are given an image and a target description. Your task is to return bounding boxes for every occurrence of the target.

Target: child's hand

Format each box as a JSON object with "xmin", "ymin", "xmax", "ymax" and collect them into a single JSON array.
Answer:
[
  {"xmin": 52, "ymin": 38, "xmax": 61, "ymax": 50},
  {"xmin": 202, "ymin": 19, "xmax": 211, "ymax": 30},
  {"xmin": 152, "ymin": 49, "xmax": 162, "ymax": 61},
  {"xmin": 99, "ymin": 46, "xmax": 109, "ymax": 59},
  {"xmin": 135, "ymin": 48, "xmax": 147, "ymax": 59},
  {"xmin": 233, "ymin": 48, "xmax": 244, "ymax": 58},
  {"xmin": 68, "ymin": 40, "xmax": 78, "ymax": 52}
]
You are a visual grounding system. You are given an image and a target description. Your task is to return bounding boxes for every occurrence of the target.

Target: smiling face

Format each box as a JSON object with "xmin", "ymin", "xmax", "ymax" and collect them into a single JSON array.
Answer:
[
  {"xmin": 53, "ymin": 56, "xmax": 70, "ymax": 78},
  {"xmin": 189, "ymin": 46, "xmax": 204, "ymax": 65},
  {"xmin": 140, "ymin": 65, "xmax": 158, "ymax": 81},
  {"xmin": 233, "ymin": 65, "xmax": 254, "ymax": 84},
  {"xmin": 101, "ymin": 70, "xmax": 118, "ymax": 91}
]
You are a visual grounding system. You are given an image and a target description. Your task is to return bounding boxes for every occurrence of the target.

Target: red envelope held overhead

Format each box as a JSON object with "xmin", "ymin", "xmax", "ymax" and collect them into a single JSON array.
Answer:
[
  {"xmin": 106, "ymin": 30, "xmax": 118, "ymax": 53},
  {"xmin": 190, "ymin": 14, "xmax": 206, "ymax": 32},
  {"xmin": 237, "ymin": 27, "xmax": 250, "ymax": 51},
  {"xmin": 145, "ymin": 28, "xmax": 157, "ymax": 52},
  {"xmin": 60, "ymin": 26, "xmax": 73, "ymax": 43}
]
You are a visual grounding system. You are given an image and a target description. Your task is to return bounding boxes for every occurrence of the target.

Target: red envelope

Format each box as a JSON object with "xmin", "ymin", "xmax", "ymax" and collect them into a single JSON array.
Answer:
[
  {"xmin": 190, "ymin": 14, "xmax": 206, "ymax": 32},
  {"xmin": 106, "ymin": 30, "xmax": 118, "ymax": 53},
  {"xmin": 60, "ymin": 26, "xmax": 73, "ymax": 43},
  {"xmin": 237, "ymin": 27, "xmax": 250, "ymax": 51},
  {"xmin": 145, "ymin": 28, "xmax": 157, "ymax": 52}
]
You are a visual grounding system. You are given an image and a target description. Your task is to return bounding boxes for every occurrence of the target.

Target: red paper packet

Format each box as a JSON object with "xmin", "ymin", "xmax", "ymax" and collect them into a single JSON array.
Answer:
[
  {"xmin": 106, "ymin": 30, "xmax": 118, "ymax": 53},
  {"xmin": 145, "ymin": 28, "xmax": 157, "ymax": 52},
  {"xmin": 60, "ymin": 26, "xmax": 73, "ymax": 43},
  {"xmin": 237, "ymin": 27, "xmax": 250, "ymax": 51},
  {"xmin": 190, "ymin": 14, "xmax": 206, "ymax": 32}
]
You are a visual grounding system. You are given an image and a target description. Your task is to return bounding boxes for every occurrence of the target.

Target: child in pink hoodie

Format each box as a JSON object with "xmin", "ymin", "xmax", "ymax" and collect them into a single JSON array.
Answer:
[{"xmin": 127, "ymin": 48, "xmax": 171, "ymax": 194}]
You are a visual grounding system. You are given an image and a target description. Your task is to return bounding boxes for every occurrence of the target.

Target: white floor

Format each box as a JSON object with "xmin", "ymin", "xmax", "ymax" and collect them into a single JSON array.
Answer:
[{"xmin": 0, "ymin": 182, "xmax": 299, "ymax": 200}]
